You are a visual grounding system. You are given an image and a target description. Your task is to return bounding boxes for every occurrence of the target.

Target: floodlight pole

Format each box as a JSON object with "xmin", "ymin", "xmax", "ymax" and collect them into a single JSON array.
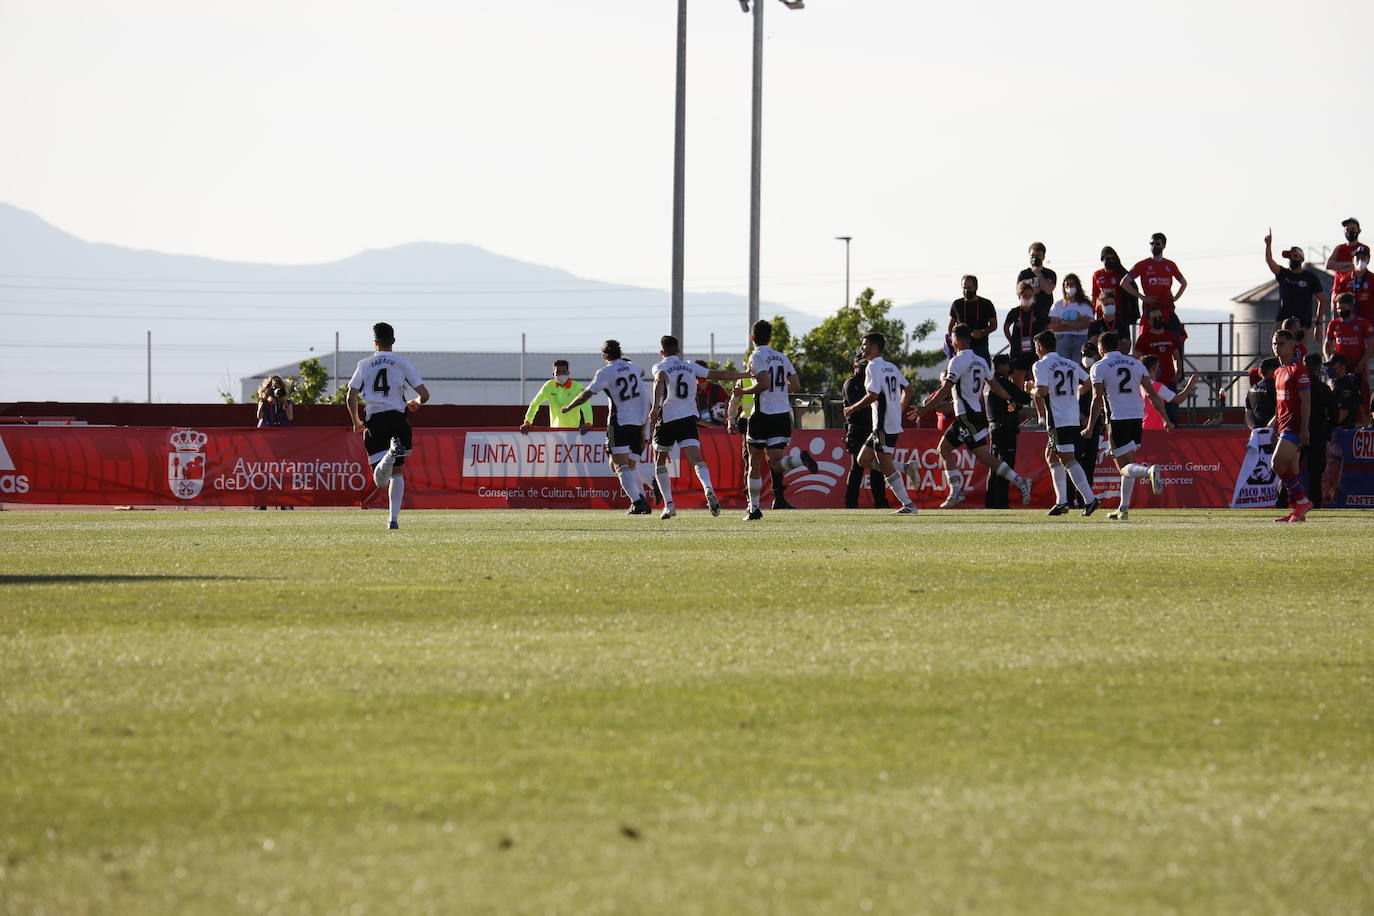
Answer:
[
  {"xmin": 746, "ymin": 0, "xmax": 803, "ymax": 347},
  {"xmin": 670, "ymin": 0, "xmax": 687, "ymax": 344},
  {"xmin": 146, "ymin": 330, "xmax": 151, "ymax": 403}
]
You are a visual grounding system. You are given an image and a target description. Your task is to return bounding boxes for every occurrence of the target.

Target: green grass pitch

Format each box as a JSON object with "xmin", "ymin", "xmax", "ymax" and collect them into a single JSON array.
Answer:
[{"xmin": 1, "ymin": 508, "xmax": 1371, "ymax": 914}]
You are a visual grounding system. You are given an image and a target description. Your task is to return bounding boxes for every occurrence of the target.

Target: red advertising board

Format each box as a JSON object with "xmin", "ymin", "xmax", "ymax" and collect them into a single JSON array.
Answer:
[{"xmin": 0, "ymin": 425, "xmax": 1259, "ymax": 509}]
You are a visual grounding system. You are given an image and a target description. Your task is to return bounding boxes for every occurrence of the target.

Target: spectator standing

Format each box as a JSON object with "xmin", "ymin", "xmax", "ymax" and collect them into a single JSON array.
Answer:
[
  {"xmin": 1325, "ymin": 217, "xmax": 1362, "ymax": 287},
  {"xmin": 1245, "ymin": 358, "xmax": 1279, "ymax": 430},
  {"xmin": 1141, "ymin": 355, "xmax": 1199, "ymax": 431},
  {"xmin": 1323, "ymin": 353, "xmax": 1361, "ymax": 505},
  {"xmin": 1092, "ymin": 247, "xmax": 1140, "ymax": 335},
  {"xmin": 1003, "ymin": 279, "xmax": 1050, "ymax": 389},
  {"xmin": 949, "ymin": 275, "xmax": 998, "ymax": 363},
  {"xmin": 1135, "ymin": 305, "xmax": 1185, "ymax": 420},
  {"xmin": 521, "ymin": 359, "xmax": 592, "ymax": 434},
  {"xmin": 984, "ymin": 353, "xmax": 1031, "ymax": 509},
  {"xmin": 1121, "ymin": 233, "xmax": 1189, "ymax": 345},
  {"xmin": 1331, "ymin": 244, "xmax": 1374, "ymax": 323},
  {"xmin": 1265, "ymin": 232, "xmax": 1327, "ymax": 330},
  {"xmin": 842, "ymin": 358, "xmax": 890, "ymax": 510},
  {"xmin": 1016, "ymin": 242, "xmax": 1057, "ymax": 312},
  {"xmin": 1049, "ymin": 273, "xmax": 1094, "ymax": 360},
  {"xmin": 1323, "ymin": 292, "xmax": 1373, "ymax": 423}
]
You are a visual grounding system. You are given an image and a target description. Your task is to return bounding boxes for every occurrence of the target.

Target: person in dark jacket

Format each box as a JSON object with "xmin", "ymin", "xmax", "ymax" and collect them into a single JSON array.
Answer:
[
  {"xmin": 1245, "ymin": 358, "xmax": 1279, "ymax": 430},
  {"xmin": 984, "ymin": 353, "xmax": 1032, "ymax": 508},
  {"xmin": 842, "ymin": 357, "xmax": 889, "ymax": 509},
  {"xmin": 1302, "ymin": 353, "xmax": 1337, "ymax": 508}
]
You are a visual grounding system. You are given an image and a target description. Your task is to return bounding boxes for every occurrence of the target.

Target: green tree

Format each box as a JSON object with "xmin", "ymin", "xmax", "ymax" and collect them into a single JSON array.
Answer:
[
  {"xmin": 792, "ymin": 288, "xmax": 940, "ymax": 393},
  {"xmin": 291, "ymin": 358, "xmax": 330, "ymax": 405}
]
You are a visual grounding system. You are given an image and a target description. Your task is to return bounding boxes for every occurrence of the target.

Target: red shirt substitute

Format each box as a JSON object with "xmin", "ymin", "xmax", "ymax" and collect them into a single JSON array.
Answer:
[
  {"xmin": 1332, "ymin": 271, "xmax": 1374, "ymax": 323},
  {"xmin": 1273, "ymin": 359, "xmax": 1310, "ymax": 436},
  {"xmin": 1135, "ymin": 327, "xmax": 1183, "ymax": 385},
  {"xmin": 1127, "ymin": 258, "xmax": 1184, "ymax": 320},
  {"xmin": 1325, "ymin": 315, "xmax": 1374, "ymax": 366}
]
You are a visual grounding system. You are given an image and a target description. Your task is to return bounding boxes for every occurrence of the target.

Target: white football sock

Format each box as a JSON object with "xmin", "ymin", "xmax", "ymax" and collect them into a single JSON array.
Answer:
[
  {"xmin": 1066, "ymin": 460, "xmax": 1095, "ymax": 501},
  {"xmin": 779, "ymin": 453, "xmax": 802, "ymax": 471},
  {"xmin": 747, "ymin": 476, "xmax": 762, "ymax": 511},
  {"xmin": 945, "ymin": 469, "xmax": 964, "ymax": 495},
  {"xmin": 692, "ymin": 460, "xmax": 713, "ymax": 493},
  {"xmin": 1051, "ymin": 465, "xmax": 1068, "ymax": 504},
  {"xmin": 1123, "ymin": 462, "xmax": 1151, "ymax": 478},
  {"xmin": 1120, "ymin": 475, "xmax": 1135, "ymax": 509},
  {"xmin": 388, "ymin": 475, "xmax": 404, "ymax": 523},
  {"xmin": 886, "ymin": 472, "xmax": 912, "ymax": 508},
  {"xmin": 655, "ymin": 465, "xmax": 674, "ymax": 507},
  {"xmin": 995, "ymin": 461, "xmax": 1017, "ymax": 481},
  {"xmin": 616, "ymin": 467, "xmax": 639, "ymax": 503}
]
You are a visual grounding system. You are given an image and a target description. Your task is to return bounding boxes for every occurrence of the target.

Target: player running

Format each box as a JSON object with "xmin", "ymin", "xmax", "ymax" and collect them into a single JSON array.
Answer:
[
  {"xmin": 1030, "ymin": 329, "xmax": 1099, "ymax": 516},
  {"xmin": 841, "ymin": 332, "xmax": 918, "ymax": 514},
  {"xmin": 346, "ymin": 322, "xmax": 431, "ymax": 530},
  {"xmin": 648, "ymin": 335, "xmax": 749, "ymax": 519},
  {"xmin": 1082, "ymin": 331, "xmax": 1173, "ymax": 520},
  {"xmin": 728, "ymin": 319, "xmax": 818, "ymax": 521},
  {"xmin": 1269, "ymin": 328, "xmax": 1313, "ymax": 522},
  {"xmin": 561, "ymin": 340, "xmax": 653, "ymax": 516},
  {"xmin": 908, "ymin": 324, "xmax": 1032, "ymax": 508}
]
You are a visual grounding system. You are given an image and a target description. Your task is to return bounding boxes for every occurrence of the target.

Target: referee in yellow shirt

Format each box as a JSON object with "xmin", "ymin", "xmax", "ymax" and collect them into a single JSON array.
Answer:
[{"xmin": 520, "ymin": 359, "xmax": 592, "ymax": 434}]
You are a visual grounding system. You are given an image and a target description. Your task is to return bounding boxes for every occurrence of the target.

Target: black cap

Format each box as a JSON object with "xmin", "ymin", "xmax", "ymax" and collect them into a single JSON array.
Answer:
[
  {"xmin": 1325, "ymin": 353, "xmax": 1349, "ymax": 367},
  {"xmin": 1355, "ymin": 244, "xmax": 1371, "ymax": 259},
  {"xmin": 1342, "ymin": 217, "xmax": 1360, "ymax": 229}
]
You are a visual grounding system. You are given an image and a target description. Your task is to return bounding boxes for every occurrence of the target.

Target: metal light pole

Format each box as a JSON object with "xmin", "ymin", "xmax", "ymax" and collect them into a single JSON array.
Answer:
[
  {"xmin": 670, "ymin": 0, "xmax": 687, "ymax": 344},
  {"xmin": 835, "ymin": 235, "xmax": 852, "ymax": 307},
  {"xmin": 743, "ymin": 0, "xmax": 804, "ymax": 344}
]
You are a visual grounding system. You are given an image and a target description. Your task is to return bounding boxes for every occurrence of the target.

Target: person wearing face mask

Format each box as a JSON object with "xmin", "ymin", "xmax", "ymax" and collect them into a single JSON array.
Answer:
[
  {"xmin": 1323, "ymin": 292, "xmax": 1374, "ymax": 423},
  {"xmin": 1331, "ymin": 244, "xmax": 1374, "ymax": 324},
  {"xmin": 1135, "ymin": 305, "xmax": 1186, "ymax": 424},
  {"xmin": 1121, "ymin": 233, "xmax": 1189, "ymax": 348},
  {"xmin": 1265, "ymin": 230, "xmax": 1327, "ymax": 330},
  {"xmin": 1002, "ymin": 279, "xmax": 1050, "ymax": 389},
  {"xmin": 1087, "ymin": 289, "xmax": 1123, "ymax": 355},
  {"xmin": 1049, "ymin": 274, "xmax": 1094, "ymax": 360},
  {"xmin": 1016, "ymin": 242, "xmax": 1057, "ymax": 311},
  {"xmin": 1092, "ymin": 246, "xmax": 1140, "ymax": 336},
  {"xmin": 1325, "ymin": 217, "xmax": 1362, "ymax": 286},
  {"xmin": 948, "ymin": 274, "xmax": 998, "ymax": 363},
  {"xmin": 521, "ymin": 359, "xmax": 593, "ymax": 434}
]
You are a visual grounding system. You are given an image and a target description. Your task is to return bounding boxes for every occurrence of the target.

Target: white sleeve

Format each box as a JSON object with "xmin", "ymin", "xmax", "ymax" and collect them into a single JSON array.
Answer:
[
  {"xmin": 347, "ymin": 359, "xmax": 365, "ymax": 390},
  {"xmin": 403, "ymin": 359, "xmax": 424, "ymax": 390},
  {"xmin": 1089, "ymin": 361, "xmax": 1104, "ymax": 385},
  {"xmin": 865, "ymin": 364, "xmax": 879, "ymax": 395},
  {"xmin": 586, "ymin": 367, "xmax": 609, "ymax": 393},
  {"xmin": 1158, "ymin": 384, "xmax": 1178, "ymax": 403},
  {"xmin": 1031, "ymin": 360, "xmax": 1046, "ymax": 387},
  {"xmin": 783, "ymin": 354, "xmax": 798, "ymax": 377},
  {"xmin": 691, "ymin": 361, "xmax": 710, "ymax": 379}
]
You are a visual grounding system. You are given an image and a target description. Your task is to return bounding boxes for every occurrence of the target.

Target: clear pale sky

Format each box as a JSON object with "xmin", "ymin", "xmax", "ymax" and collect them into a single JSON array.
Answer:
[{"xmin": 1, "ymin": 0, "xmax": 1370, "ymax": 399}]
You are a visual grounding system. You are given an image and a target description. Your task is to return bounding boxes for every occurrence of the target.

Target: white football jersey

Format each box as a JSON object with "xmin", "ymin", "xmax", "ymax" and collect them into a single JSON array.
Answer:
[
  {"xmin": 348, "ymin": 352, "xmax": 424, "ymax": 419},
  {"xmin": 1032, "ymin": 352, "xmax": 1090, "ymax": 428},
  {"xmin": 943, "ymin": 350, "xmax": 992, "ymax": 417},
  {"xmin": 586, "ymin": 359, "xmax": 649, "ymax": 427},
  {"xmin": 1090, "ymin": 351, "xmax": 1150, "ymax": 421},
  {"xmin": 652, "ymin": 356, "xmax": 711, "ymax": 423},
  {"xmin": 865, "ymin": 356, "xmax": 910, "ymax": 435},
  {"xmin": 747, "ymin": 345, "xmax": 797, "ymax": 416}
]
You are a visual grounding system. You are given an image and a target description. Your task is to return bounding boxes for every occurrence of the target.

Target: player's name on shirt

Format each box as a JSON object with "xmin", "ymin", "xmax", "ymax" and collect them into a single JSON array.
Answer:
[
  {"xmin": 652, "ymin": 356, "xmax": 711, "ymax": 424},
  {"xmin": 943, "ymin": 350, "xmax": 991, "ymax": 417},
  {"xmin": 1090, "ymin": 351, "xmax": 1149, "ymax": 421},
  {"xmin": 747, "ymin": 346, "xmax": 797, "ymax": 416},
  {"xmin": 587, "ymin": 359, "xmax": 649, "ymax": 427},
  {"xmin": 348, "ymin": 352, "xmax": 424, "ymax": 418},
  {"xmin": 1032, "ymin": 353, "xmax": 1089, "ymax": 428},
  {"xmin": 865, "ymin": 356, "xmax": 909, "ymax": 435}
]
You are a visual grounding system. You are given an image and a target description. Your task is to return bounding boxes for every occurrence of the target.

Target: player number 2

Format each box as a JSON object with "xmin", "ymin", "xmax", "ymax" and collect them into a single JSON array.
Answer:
[
  {"xmin": 1052, "ymin": 369, "xmax": 1072, "ymax": 396},
  {"xmin": 1116, "ymin": 366, "xmax": 1133, "ymax": 395}
]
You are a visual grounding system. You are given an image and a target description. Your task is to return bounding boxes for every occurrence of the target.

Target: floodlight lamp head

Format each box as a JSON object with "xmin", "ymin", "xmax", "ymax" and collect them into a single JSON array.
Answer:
[
  {"xmin": 738, "ymin": 0, "xmax": 750, "ymax": 11},
  {"xmin": 779, "ymin": 0, "xmax": 805, "ymax": 7}
]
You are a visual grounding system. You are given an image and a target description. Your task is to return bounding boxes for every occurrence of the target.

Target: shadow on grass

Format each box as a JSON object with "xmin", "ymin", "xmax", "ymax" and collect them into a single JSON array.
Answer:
[{"xmin": 0, "ymin": 574, "xmax": 259, "ymax": 585}]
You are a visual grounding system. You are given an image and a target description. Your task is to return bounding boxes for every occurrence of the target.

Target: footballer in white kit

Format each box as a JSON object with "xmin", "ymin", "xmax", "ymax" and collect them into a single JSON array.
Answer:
[
  {"xmin": 729, "ymin": 319, "xmax": 817, "ymax": 520},
  {"xmin": 1030, "ymin": 329, "xmax": 1099, "ymax": 515},
  {"xmin": 561, "ymin": 339, "xmax": 655, "ymax": 515},
  {"xmin": 909, "ymin": 324, "xmax": 1032, "ymax": 508},
  {"xmin": 648, "ymin": 335, "xmax": 750, "ymax": 519},
  {"xmin": 1084, "ymin": 331, "xmax": 1171, "ymax": 519},
  {"xmin": 841, "ymin": 332, "xmax": 917, "ymax": 513},
  {"xmin": 346, "ymin": 322, "xmax": 430, "ymax": 530}
]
